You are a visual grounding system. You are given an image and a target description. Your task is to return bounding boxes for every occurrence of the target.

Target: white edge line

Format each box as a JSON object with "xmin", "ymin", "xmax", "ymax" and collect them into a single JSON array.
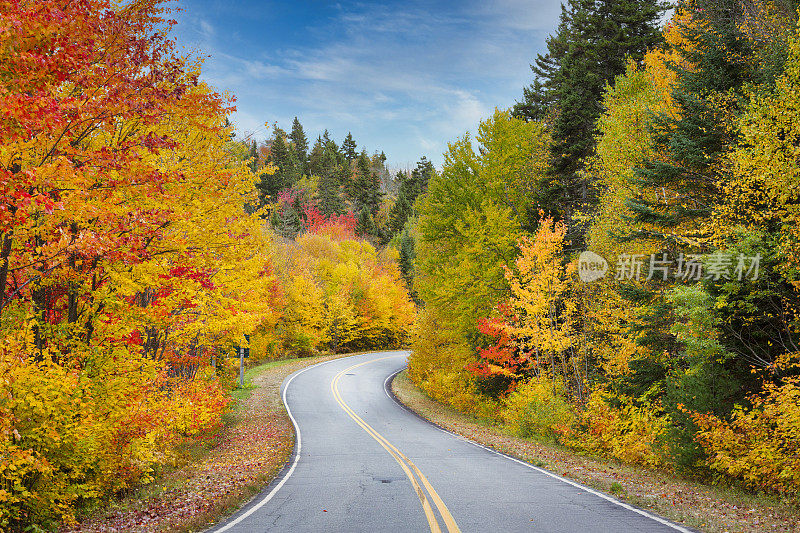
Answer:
[
  {"xmin": 383, "ymin": 365, "xmax": 696, "ymax": 533},
  {"xmin": 383, "ymin": 352, "xmax": 409, "ymax": 401},
  {"xmin": 211, "ymin": 356, "xmax": 351, "ymax": 533}
]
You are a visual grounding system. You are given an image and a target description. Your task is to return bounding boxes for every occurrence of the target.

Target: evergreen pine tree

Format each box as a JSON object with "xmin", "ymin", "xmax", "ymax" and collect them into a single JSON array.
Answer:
[
  {"xmin": 256, "ymin": 129, "xmax": 295, "ymax": 206},
  {"xmin": 248, "ymin": 140, "xmax": 258, "ymax": 174},
  {"xmin": 559, "ymin": 0, "xmax": 664, "ymax": 235},
  {"xmin": 351, "ymin": 150, "xmax": 382, "ymax": 215},
  {"xmin": 259, "ymin": 142, "xmax": 282, "ymax": 203},
  {"xmin": 323, "ymin": 132, "xmax": 340, "ymax": 162},
  {"xmin": 309, "ymin": 132, "xmax": 347, "ymax": 215},
  {"xmin": 286, "ymin": 143, "xmax": 303, "ymax": 184},
  {"xmin": 308, "ymin": 136, "xmax": 325, "ymax": 177},
  {"xmin": 318, "ymin": 169, "xmax": 345, "ymax": 216},
  {"xmin": 342, "ymin": 132, "xmax": 357, "ymax": 164},
  {"xmin": 356, "ymin": 206, "xmax": 377, "ymax": 237},
  {"xmin": 628, "ymin": 0, "xmax": 752, "ymax": 246},
  {"xmin": 514, "ymin": 0, "xmax": 665, "ymax": 246},
  {"xmin": 621, "ymin": 0, "xmax": 757, "ymax": 470},
  {"xmin": 290, "ymin": 117, "xmax": 308, "ymax": 174},
  {"xmin": 277, "ymin": 205, "xmax": 303, "ymax": 239},
  {"xmin": 512, "ymin": 3, "xmax": 574, "ymax": 121},
  {"xmin": 388, "ymin": 157, "xmax": 434, "ymax": 237},
  {"xmin": 389, "ymin": 179, "xmax": 413, "ymax": 236},
  {"xmin": 410, "ymin": 156, "xmax": 434, "ymax": 194},
  {"xmin": 399, "ymin": 225, "xmax": 416, "ymax": 298}
]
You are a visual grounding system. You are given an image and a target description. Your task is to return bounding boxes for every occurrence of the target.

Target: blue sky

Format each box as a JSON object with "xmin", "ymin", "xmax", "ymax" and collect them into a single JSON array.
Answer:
[{"xmin": 173, "ymin": 1, "xmax": 562, "ymax": 168}]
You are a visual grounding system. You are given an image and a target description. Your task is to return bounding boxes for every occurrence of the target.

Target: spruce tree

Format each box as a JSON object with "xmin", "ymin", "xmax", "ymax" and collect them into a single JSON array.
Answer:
[
  {"xmin": 410, "ymin": 156, "xmax": 434, "ymax": 194},
  {"xmin": 321, "ymin": 129, "xmax": 333, "ymax": 147},
  {"xmin": 308, "ymin": 136, "xmax": 325, "ymax": 177},
  {"xmin": 399, "ymin": 226, "xmax": 416, "ymax": 298},
  {"xmin": 323, "ymin": 132, "xmax": 340, "ymax": 162},
  {"xmin": 290, "ymin": 117, "xmax": 308, "ymax": 174},
  {"xmin": 514, "ymin": 0, "xmax": 665, "ymax": 245},
  {"xmin": 318, "ymin": 168, "xmax": 345, "ymax": 216},
  {"xmin": 277, "ymin": 205, "xmax": 303, "ymax": 239},
  {"xmin": 388, "ymin": 157, "xmax": 434, "ymax": 236},
  {"xmin": 628, "ymin": 0, "xmax": 752, "ymax": 246},
  {"xmin": 351, "ymin": 151, "xmax": 382, "ymax": 215},
  {"xmin": 512, "ymin": 3, "xmax": 574, "ymax": 121},
  {"xmin": 256, "ymin": 131, "xmax": 294, "ymax": 206},
  {"xmin": 248, "ymin": 140, "xmax": 258, "ymax": 174},
  {"xmin": 356, "ymin": 206, "xmax": 376, "ymax": 237},
  {"xmin": 559, "ymin": 0, "xmax": 664, "ymax": 225},
  {"xmin": 310, "ymin": 132, "xmax": 347, "ymax": 215},
  {"xmin": 621, "ymin": 1, "xmax": 757, "ymax": 469},
  {"xmin": 342, "ymin": 132, "xmax": 357, "ymax": 164},
  {"xmin": 389, "ymin": 180, "xmax": 413, "ymax": 236}
]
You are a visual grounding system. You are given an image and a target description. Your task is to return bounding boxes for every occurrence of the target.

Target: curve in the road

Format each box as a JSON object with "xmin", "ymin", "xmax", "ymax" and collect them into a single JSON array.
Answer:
[
  {"xmin": 331, "ymin": 356, "xmax": 460, "ymax": 533},
  {"xmin": 210, "ymin": 352, "xmax": 697, "ymax": 533},
  {"xmin": 380, "ymin": 367, "xmax": 695, "ymax": 533}
]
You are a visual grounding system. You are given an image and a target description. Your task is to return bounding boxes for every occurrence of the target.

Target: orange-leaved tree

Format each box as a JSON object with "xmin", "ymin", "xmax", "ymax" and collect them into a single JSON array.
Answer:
[{"xmin": 0, "ymin": 0, "xmax": 275, "ymax": 528}]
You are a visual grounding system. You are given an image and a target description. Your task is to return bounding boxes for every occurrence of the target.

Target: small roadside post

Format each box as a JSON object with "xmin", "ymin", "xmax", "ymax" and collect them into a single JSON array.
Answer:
[
  {"xmin": 238, "ymin": 345, "xmax": 244, "ymax": 389},
  {"xmin": 237, "ymin": 334, "xmax": 250, "ymax": 389}
]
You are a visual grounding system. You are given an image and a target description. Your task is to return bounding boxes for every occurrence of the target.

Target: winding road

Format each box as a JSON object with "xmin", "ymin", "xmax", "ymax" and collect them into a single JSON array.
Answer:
[{"xmin": 211, "ymin": 351, "xmax": 695, "ymax": 532}]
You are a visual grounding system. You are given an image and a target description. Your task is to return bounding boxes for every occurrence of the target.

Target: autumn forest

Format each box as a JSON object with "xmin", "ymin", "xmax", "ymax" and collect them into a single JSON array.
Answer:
[{"xmin": 3, "ymin": 0, "xmax": 800, "ymax": 530}]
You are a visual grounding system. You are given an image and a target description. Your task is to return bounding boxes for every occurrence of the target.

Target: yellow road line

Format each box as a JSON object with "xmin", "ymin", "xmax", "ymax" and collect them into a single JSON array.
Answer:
[
  {"xmin": 332, "ymin": 370, "xmax": 441, "ymax": 533},
  {"xmin": 331, "ymin": 357, "xmax": 461, "ymax": 533}
]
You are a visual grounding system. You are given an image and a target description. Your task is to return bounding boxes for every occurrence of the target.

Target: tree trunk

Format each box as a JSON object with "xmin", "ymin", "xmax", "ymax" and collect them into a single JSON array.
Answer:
[{"xmin": 0, "ymin": 232, "xmax": 13, "ymax": 317}]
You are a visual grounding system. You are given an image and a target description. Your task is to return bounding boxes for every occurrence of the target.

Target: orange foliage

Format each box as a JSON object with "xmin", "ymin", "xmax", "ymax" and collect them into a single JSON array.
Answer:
[
  {"xmin": 304, "ymin": 206, "xmax": 357, "ymax": 240},
  {"xmin": 565, "ymin": 392, "xmax": 669, "ymax": 468},
  {"xmin": 0, "ymin": 0, "xmax": 273, "ymax": 527},
  {"xmin": 693, "ymin": 361, "xmax": 800, "ymax": 494}
]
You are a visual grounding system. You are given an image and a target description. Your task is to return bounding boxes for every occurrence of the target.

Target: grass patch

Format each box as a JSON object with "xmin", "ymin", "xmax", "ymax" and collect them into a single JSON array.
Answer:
[{"xmin": 230, "ymin": 357, "xmax": 308, "ymax": 402}]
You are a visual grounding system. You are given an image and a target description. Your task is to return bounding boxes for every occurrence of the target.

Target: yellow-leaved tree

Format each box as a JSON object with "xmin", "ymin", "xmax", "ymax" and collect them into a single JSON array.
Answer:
[
  {"xmin": 0, "ymin": 1, "xmax": 277, "ymax": 527},
  {"xmin": 500, "ymin": 217, "xmax": 577, "ymax": 385},
  {"xmin": 274, "ymin": 231, "xmax": 414, "ymax": 356}
]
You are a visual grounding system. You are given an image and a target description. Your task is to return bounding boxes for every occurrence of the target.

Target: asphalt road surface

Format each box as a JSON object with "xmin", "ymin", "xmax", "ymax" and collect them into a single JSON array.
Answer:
[{"xmin": 211, "ymin": 351, "xmax": 695, "ymax": 533}]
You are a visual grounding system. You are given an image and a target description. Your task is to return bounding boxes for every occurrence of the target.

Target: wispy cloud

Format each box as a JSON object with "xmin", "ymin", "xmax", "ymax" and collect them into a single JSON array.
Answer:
[{"xmin": 174, "ymin": 0, "xmax": 559, "ymax": 167}]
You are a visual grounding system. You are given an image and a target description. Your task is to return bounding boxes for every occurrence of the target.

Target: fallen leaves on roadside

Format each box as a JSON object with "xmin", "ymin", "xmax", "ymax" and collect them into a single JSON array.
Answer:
[
  {"xmin": 392, "ymin": 371, "xmax": 800, "ymax": 533},
  {"xmin": 64, "ymin": 355, "xmax": 344, "ymax": 533}
]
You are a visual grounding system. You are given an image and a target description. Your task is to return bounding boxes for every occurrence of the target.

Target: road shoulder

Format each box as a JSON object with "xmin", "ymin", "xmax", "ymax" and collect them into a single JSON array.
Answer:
[
  {"xmin": 391, "ymin": 370, "xmax": 800, "ymax": 533},
  {"xmin": 65, "ymin": 354, "xmax": 349, "ymax": 533}
]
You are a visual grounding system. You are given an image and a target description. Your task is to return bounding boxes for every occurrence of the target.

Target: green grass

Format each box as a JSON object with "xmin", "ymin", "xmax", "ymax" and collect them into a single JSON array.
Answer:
[{"xmin": 231, "ymin": 356, "xmax": 320, "ymax": 403}]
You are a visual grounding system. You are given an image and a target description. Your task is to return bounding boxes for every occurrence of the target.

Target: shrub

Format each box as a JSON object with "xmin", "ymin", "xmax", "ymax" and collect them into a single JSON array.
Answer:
[
  {"xmin": 408, "ymin": 310, "xmax": 497, "ymax": 418},
  {"xmin": 566, "ymin": 391, "xmax": 669, "ymax": 468},
  {"xmin": 0, "ymin": 340, "xmax": 231, "ymax": 529},
  {"xmin": 693, "ymin": 372, "xmax": 800, "ymax": 494},
  {"xmin": 502, "ymin": 376, "xmax": 574, "ymax": 441}
]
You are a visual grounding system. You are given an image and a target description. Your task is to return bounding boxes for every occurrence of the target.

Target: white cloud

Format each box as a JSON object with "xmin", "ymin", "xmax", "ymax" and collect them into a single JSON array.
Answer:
[
  {"xmin": 175, "ymin": 0, "xmax": 561, "ymax": 166},
  {"xmin": 198, "ymin": 19, "xmax": 215, "ymax": 38}
]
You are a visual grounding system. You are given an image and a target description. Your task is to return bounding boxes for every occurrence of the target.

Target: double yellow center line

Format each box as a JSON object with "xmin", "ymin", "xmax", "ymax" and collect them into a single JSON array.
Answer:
[{"xmin": 331, "ymin": 357, "xmax": 461, "ymax": 533}]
